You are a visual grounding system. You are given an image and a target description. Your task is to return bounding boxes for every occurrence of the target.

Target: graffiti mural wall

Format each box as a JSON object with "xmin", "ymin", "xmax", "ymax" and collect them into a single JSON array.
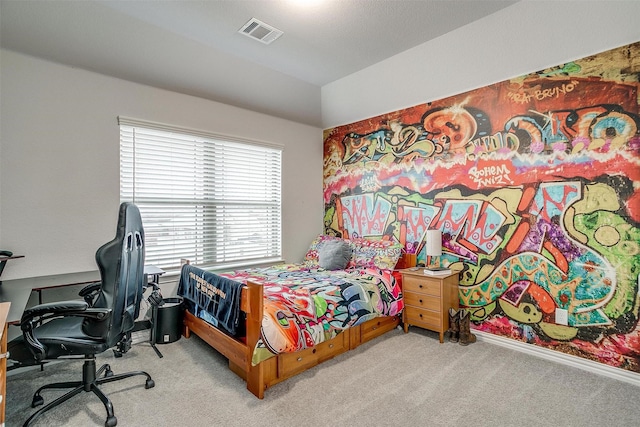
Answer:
[{"xmin": 322, "ymin": 42, "xmax": 640, "ymax": 371}]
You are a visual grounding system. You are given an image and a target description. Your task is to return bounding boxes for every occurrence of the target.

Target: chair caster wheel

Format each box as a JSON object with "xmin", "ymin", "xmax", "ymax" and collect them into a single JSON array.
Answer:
[
  {"xmin": 31, "ymin": 395, "xmax": 44, "ymax": 408},
  {"xmin": 102, "ymin": 363, "xmax": 114, "ymax": 377},
  {"xmin": 145, "ymin": 379, "xmax": 155, "ymax": 389},
  {"xmin": 105, "ymin": 415, "xmax": 117, "ymax": 427}
]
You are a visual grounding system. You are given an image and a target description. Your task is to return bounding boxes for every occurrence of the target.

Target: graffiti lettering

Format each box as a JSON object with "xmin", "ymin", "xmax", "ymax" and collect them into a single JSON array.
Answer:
[
  {"xmin": 339, "ymin": 194, "xmax": 392, "ymax": 238},
  {"xmin": 398, "ymin": 205, "xmax": 440, "ymax": 252},
  {"xmin": 473, "ymin": 175, "xmax": 507, "ymax": 187},
  {"xmin": 469, "ymin": 164, "xmax": 511, "ymax": 187},
  {"xmin": 469, "ymin": 132, "xmax": 520, "ymax": 155},
  {"xmin": 507, "ymin": 81, "xmax": 579, "ymax": 104},
  {"xmin": 322, "ymin": 42, "xmax": 640, "ymax": 371},
  {"xmin": 342, "ymin": 130, "xmax": 392, "ymax": 164},
  {"xmin": 434, "ymin": 200, "xmax": 505, "ymax": 255},
  {"xmin": 534, "ymin": 81, "xmax": 578, "ymax": 100}
]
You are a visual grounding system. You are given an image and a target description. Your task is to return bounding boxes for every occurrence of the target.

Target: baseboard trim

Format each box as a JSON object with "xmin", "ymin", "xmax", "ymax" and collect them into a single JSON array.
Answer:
[{"xmin": 474, "ymin": 330, "xmax": 640, "ymax": 387}]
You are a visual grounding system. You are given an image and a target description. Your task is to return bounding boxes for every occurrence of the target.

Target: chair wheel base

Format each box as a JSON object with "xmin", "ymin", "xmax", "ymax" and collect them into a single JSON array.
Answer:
[
  {"xmin": 23, "ymin": 358, "xmax": 154, "ymax": 427},
  {"xmin": 31, "ymin": 395, "xmax": 44, "ymax": 408}
]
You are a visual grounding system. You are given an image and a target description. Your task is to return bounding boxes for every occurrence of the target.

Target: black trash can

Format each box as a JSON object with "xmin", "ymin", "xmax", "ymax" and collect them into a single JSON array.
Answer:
[{"xmin": 152, "ymin": 297, "xmax": 183, "ymax": 344}]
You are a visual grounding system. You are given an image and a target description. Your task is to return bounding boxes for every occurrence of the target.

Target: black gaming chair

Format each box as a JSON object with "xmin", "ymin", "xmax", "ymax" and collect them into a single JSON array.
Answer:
[{"xmin": 9, "ymin": 202, "xmax": 154, "ymax": 427}]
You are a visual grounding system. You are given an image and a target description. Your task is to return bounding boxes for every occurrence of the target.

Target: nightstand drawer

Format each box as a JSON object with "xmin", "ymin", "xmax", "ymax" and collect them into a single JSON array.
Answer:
[
  {"xmin": 402, "ymin": 276, "xmax": 441, "ymax": 296},
  {"xmin": 404, "ymin": 293, "xmax": 440, "ymax": 311},
  {"xmin": 405, "ymin": 306, "xmax": 441, "ymax": 329}
]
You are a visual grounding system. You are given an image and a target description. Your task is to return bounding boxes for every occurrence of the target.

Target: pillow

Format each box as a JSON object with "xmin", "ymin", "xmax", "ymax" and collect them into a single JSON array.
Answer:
[
  {"xmin": 350, "ymin": 238, "xmax": 403, "ymax": 270},
  {"xmin": 304, "ymin": 234, "xmax": 345, "ymax": 267},
  {"xmin": 318, "ymin": 239, "xmax": 353, "ymax": 270}
]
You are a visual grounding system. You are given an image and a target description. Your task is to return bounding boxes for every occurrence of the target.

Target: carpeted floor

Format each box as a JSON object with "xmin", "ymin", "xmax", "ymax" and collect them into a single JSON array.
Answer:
[{"xmin": 6, "ymin": 327, "xmax": 640, "ymax": 427}]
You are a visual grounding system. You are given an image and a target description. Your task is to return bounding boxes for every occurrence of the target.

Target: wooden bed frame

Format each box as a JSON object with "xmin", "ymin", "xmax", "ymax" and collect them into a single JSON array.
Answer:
[{"xmin": 182, "ymin": 280, "xmax": 400, "ymax": 398}]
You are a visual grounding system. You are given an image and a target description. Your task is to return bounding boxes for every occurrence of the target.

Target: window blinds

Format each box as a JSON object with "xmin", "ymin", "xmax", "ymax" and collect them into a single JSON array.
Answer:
[{"xmin": 119, "ymin": 117, "xmax": 282, "ymax": 272}]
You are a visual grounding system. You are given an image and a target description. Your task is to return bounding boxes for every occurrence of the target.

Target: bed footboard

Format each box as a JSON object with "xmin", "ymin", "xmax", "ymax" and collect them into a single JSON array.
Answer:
[
  {"xmin": 182, "ymin": 280, "xmax": 267, "ymax": 397},
  {"xmin": 183, "ymin": 310, "xmax": 250, "ymax": 369},
  {"xmin": 185, "ymin": 312, "xmax": 400, "ymax": 399},
  {"xmin": 182, "ymin": 279, "xmax": 399, "ymax": 399}
]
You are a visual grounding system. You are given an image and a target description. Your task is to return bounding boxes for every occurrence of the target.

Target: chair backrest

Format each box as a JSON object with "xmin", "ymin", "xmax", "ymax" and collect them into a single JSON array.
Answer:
[{"xmin": 83, "ymin": 202, "xmax": 145, "ymax": 347}]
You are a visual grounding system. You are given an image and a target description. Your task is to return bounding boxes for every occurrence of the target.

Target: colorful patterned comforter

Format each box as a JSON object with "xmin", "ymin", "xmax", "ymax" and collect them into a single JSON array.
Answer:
[{"xmin": 220, "ymin": 263, "xmax": 404, "ymax": 364}]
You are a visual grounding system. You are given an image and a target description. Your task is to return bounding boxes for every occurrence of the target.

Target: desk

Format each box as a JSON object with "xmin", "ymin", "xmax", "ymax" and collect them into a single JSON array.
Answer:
[
  {"xmin": 0, "ymin": 254, "xmax": 25, "ymax": 282},
  {"xmin": 0, "ymin": 266, "xmax": 163, "ymax": 325},
  {"xmin": 144, "ymin": 265, "xmax": 165, "ymax": 285},
  {"xmin": 0, "ymin": 284, "xmax": 32, "ymax": 325},
  {"xmin": 3, "ymin": 271, "xmax": 101, "ymax": 315},
  {"xmin": 31, "ymin": 271, "xmax": 101, "ymax": 305},
  {"xmin": 1, "ymin": 271, "xmax": 100, "ymax": 324}
]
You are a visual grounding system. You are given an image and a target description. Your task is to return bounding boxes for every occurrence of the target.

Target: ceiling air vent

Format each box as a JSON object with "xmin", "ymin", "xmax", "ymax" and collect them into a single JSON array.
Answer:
[{"xmin": 238, "ymin": 18, "xmax": 283, "ymax": 45}]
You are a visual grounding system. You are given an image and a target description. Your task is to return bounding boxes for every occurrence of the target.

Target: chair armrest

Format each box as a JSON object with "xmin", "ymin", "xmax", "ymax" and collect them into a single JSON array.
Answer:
[
  {"xmin": 79, "ymin": 282, "xmax": 101, "ymax": 297},
  {"xmin": 23, "ymin": 300, "xmax": 89, "ymax": 319},
  {"xmin": 78, "ymin": 281, "xmax": 102, "ymax": 305},
  {"xmin": 22, "ymin": 301, "xmax": 112, "ymax": 326},
  {"xmin": 20, "ymin": 300, "xmax": 112, "ymax": 362}
]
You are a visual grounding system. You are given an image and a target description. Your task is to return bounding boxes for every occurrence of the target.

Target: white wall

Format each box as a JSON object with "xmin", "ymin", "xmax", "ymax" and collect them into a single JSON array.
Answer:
[
  {"xmin": 322, "ymin": 1, "xmax": 640, "ymax": 129},
  {"xmin": 0, "ymin": 49, "xmax": 323, "ymax": 281}
]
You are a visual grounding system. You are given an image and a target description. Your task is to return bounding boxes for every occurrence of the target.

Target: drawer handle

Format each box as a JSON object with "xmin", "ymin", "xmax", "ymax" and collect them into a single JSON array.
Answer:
[
  {"xmin": 419, "ymin": 299, "xmax": 423, "ymax": 303},
  {"xmin": 329, "ymin": 344, "xmax": 334, "ymax": 348},
  {"xmin": 419, "ymin": 314, "xmax": 423, "ymax": 318},
  {"xmin": 297, "ymin": 357, "xmax": 303, "ymax": 361},
  {"xmin": 419, "ymin": 284, "xmax": 423, "ymax": 288},
  {"xmin": 312, "ymin": 348, "xmax": 317, "ymax": 354}
]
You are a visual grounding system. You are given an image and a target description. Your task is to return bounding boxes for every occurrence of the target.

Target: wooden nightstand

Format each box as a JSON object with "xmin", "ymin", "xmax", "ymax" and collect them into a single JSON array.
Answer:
[{"xmin": 400, "ymin": 269, "xmax": 460, "ymax": 343}]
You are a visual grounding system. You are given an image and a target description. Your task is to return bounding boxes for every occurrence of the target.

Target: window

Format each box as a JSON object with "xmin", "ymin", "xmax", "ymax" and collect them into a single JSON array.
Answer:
[{"xmin": 119, "ymin": 117, "xmax": 282, "ymax": 272}]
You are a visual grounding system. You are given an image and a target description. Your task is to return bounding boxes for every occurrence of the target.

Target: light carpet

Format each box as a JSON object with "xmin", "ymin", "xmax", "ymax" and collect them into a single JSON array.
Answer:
[{"xmin": 6, "ymin": 327, "xmax": 640, "ymax": 426}]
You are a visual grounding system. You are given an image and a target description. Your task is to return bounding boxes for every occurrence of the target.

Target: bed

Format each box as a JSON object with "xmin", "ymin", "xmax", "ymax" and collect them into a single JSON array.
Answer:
[{"xmin": 177, "ymin": 235, "xmax": 405, "ymax": 398}]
